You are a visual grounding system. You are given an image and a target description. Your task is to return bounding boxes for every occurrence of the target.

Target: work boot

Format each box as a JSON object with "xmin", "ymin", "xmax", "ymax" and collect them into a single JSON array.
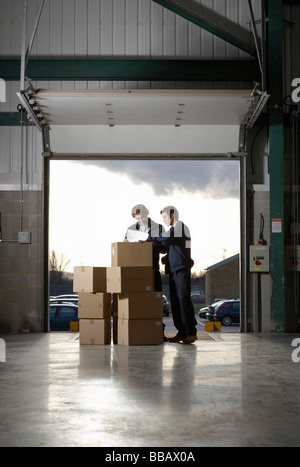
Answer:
[
  {"xmin": 168, "ymin": 334, "xmax": 186, "ymax": 343},
  {"xmin": 182, "ymin": 335, "xmax": 197, "ymax": 345}
]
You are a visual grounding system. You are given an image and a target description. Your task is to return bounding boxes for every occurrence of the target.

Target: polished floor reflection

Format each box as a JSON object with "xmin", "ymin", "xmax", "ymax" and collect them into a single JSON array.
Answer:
[{"xmin": 0, "ymin": 332, "xmax": 300, "ymax": 447}]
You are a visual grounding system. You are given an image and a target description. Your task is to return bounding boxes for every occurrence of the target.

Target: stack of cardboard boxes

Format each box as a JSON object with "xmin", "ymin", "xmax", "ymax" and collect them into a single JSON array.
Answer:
[
  {"xmin": 73, "ymin": 242, "xmax": 163, "ymax": 346},
  {"xmin": 74, "ymin": 266, "xmax": 111, "ymax": 345}
]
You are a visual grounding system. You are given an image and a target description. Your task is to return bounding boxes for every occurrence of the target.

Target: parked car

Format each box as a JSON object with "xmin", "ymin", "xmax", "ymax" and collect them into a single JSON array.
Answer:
[
  {"xmin": 50, "ymin": 303, "xmax": 79, "ymax": 331},
  {"xmin": 213, "ymin": 299, "xmax": 240, "ymax": 326},
  {"xmin": 50, "ymin": 294, "xmax": 78, "ymax": 305},
  {"xmin": 163, "ymin": 294, "xmax": 170, "ymax": 317},
  {"xmin": 191, "ymin": 293, "xmax": 205, "ymax": 304},
  {"xmin": 206, "ymin": 299, "xmax": 240, "ymax": 326},
  {"xmin": 198, "ymin": 306, "xmax": 209, "ymax": 319},
  {"xmin": 206, "ymin": 301, "xmax": 224, "ymax": 321}
]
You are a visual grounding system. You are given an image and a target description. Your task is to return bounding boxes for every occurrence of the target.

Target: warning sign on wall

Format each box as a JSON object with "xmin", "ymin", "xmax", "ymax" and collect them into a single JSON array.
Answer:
[{"xmin": 272, "ymin": 219, "xmax": 282, "ymax": 233}]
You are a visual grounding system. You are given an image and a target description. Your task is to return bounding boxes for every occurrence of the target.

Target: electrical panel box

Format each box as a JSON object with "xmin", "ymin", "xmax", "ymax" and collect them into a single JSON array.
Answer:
[
  {"xmin": 285, "ymin": 246, "xmax": 300, "ymax": 272},
  {"xmin": 249, "ymin": 245, "xmax": 270, "ymax": 272},
  {"xmin": 18, "ymin": 231, "xmax": 31, "ymax": 244}
]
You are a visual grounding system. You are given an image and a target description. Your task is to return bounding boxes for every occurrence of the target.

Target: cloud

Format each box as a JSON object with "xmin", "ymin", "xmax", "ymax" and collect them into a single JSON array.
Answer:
[{"xmin": 73, "ymin": 160, "xmax": 239, "ymax": 199}]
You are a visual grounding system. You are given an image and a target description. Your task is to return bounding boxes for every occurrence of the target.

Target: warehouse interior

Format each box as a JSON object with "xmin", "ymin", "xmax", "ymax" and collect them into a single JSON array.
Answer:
[{"xmin": 0, "ymin": 0, "xmax": 300, "ymax": 448}]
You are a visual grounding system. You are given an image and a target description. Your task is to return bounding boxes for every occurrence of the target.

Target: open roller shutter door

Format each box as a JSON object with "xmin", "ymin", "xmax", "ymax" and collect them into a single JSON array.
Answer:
[{"xmin": 34, "ymin": 89, "xmax": 254, "ymax": 155}]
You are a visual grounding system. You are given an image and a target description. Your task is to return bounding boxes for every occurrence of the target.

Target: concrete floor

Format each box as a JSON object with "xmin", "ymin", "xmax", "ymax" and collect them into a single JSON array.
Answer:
[{"xmin": 1, "ymin": 329, "xmax": 300, "ymax": 448}]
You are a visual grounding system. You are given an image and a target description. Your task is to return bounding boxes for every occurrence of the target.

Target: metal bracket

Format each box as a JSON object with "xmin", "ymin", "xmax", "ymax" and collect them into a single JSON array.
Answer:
[
  {"xmin": 42, "ymin": 127, "xmax": 51, "ymax": 153},
  {"xmin": 20, "ymin": 0, "xmax": 46, "ymax": 91},
  {"xmin": 16, "ymin": 90, "xmax": 44, "ymax": 132}
]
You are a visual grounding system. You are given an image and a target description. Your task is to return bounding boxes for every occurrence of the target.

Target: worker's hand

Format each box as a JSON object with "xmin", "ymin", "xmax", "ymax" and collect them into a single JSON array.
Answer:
[{"xmin": 123, "ymin": 238, "xmax": 129, "ymax": 242}]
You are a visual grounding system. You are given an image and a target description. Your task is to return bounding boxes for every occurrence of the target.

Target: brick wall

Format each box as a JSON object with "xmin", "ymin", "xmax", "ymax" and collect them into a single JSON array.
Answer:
[{"xmin": 0, "ymin": 191, "xmax": 43, "ymax": 333}]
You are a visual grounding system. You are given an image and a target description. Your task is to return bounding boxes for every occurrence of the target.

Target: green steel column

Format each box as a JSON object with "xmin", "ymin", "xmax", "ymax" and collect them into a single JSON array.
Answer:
[{"xmin": 268, "ymin": 0, "xmax": 285, "ymax": 333}]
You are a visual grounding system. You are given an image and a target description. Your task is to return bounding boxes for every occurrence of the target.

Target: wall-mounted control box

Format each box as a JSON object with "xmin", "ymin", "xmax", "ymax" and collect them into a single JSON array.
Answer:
[
  {"xmin": 249, "ymin": 245, "xmax": 270, "ymax": 272},
  {"xmin": 285, "ymin": 246, "xmax": 300, "ymax": 272},
  {"xmin": 18, "ymin": 231, "xmax": 31, "ymax": 244}
]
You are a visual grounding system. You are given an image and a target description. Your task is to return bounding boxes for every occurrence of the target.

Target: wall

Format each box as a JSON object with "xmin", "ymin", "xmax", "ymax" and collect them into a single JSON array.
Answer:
[
  {"xmin": 205, "ymin": 256, "xmax": 239, "ymax": 305},
  {"xmin": 0, "ymin": 190, "xmax": 43, "ymax": 333}
]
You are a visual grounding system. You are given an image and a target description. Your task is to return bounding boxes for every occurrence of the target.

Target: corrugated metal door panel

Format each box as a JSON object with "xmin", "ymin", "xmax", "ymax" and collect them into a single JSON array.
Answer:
[
  {"xmin": 11, "ymin": 127, "xmax": 22, "ymax": 174},
  {"xmin": 49, "ymin": 0, "xmax": 63, "ymax": 56},
  {"xmin": 225, "ymin": 0, "xmax": 240, "ymax": 57},
  {"xmin": 0, "ymin": 128, "xmax": 11, "ymax": 173},
  {"xmin": 0, "ymin": 1, "xmax": 12, "ymax": 55},
  {"xmin": 113, "ymin": 0, "xmax": 125, "ymax": 56},
  {"xmin": 126, "ymin": 0, "xmax": 138, "ymax": 56},
  {"xmin": 163, "ymin": 8, "xmax": 176, "ymax": 56},
  {"xmin": 176, "ymin": 15, "xmax": 188, "ymax": 57},
  {"xmin": 213, "ymin": 0, "xmax": 226, "ymax": 58},
  {"xmin": 11, "ymin": 0, "xmax": 23, "ymax": 56},
  {"xmin": 238, "ymin": 0, "xmax": 252, "ymax": 59},
  {"xmin": 138, "ymin": 0, "xmax": 151, "ymax": 56},
  {"xmin": 62, "ymin": 0, "xmax": 75, "ymax": 57},
  {"xmin": 151, "ymin": 1, "xmax": 163, "ymax": 57},
  {"xmin": 100, "ymin": 0, "xmax": 113, "ymax": 55},
  {"xmin": 37, "ymin": 0, "xmax": 50, "ymax": 57},
  {"xmin": 26, "ymin": 0, "xmax": 39, "ymax": 57},
  {"xmin": 75, "ymin": 0, "xmax": 88, "ymax": 56},
  {"xmin": 88, "ymin": 0, "xmax": 101, "ymax": 56},
  {"xmin": 188, "ymin": 22, "xmax": 201, "ymax": 57}
]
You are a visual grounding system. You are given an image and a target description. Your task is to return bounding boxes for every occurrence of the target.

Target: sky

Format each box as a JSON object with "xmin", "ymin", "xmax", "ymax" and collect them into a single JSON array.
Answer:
[{"xmin": 49, "ymin": 159, "xmax": 240, "ymax": 274}]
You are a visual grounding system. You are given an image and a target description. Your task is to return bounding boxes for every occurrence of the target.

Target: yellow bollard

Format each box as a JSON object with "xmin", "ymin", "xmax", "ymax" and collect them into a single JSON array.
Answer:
[
  {"xmin": 205, "ymin": 321, "xmax": 221, "ymax": 332},
  {"xmin": 70, "ymin": 321, "xmax": 79, "ymax": 332}
]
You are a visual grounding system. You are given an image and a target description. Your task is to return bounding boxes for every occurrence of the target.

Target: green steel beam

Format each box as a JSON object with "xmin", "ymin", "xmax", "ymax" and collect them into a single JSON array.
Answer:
[
  {"xmin": 268, "ymin": 0, "xmax": 285, "ymax": 333},
  {"xmin": 0, "ymin": 112, "xmax": 35, "ymax": 126},
  {"xmin": 0, "ymin": 112, "xmax": 22, "ymax": 126},
  {"xmin": 0, "ymin": 59, "xmax": 260, "ymax": 82},
  {"xmin": 152, "ymin": 0, "xmax": 257, "ymax": 57}
]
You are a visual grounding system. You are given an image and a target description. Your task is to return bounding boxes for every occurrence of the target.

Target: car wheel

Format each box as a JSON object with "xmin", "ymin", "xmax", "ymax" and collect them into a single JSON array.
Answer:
[{"xmin": 222, "ymin": 315, "xmax": 232, "ymax": 326}]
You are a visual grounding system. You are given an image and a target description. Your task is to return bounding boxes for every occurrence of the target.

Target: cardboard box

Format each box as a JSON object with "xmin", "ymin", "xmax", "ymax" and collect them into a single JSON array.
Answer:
[
  {"xmin": 79, "ymin": 318, "xmax": 111, "ymax": 345},
  {"xmin": 78, "ymin": 292, "xmax": 111, "ymax": 319},
  {"xmin": 111, "ymin": 242, "xmax": 153, "ymax": 267},
  {"xmin": 73, "ymin": 266, "xmax": 107, "ymax": 293},
  {"xmin": 118, "ymin": 292, "xmax": 163, "ymax": 320},
  {"xmin": 118, "ymin": 318, "xmax": 163, "ymax": 346},
  {"xmin": 106, "ymin": 267, "xmax": 153, "ymax": 293}
]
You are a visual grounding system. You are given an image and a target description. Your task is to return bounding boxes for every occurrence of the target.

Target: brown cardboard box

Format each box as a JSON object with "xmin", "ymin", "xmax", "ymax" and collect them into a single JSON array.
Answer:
[
  {"xmin": 78, "ymin": 292, "xmax": 111, "ymax": 319},
  {"xmin": 73, "ymin": 266, "xmax": 107, "ymax": 293},
  {"xmin": 79, "ymin": 318, "xmax": 111, "ymax": 345},
  {"xmin": 111, "ymin": 242, "xmax": 153, "ymax": 267},
  {"xmin": 118, "ymin": 318, "xmax": 163, "ymax": 346},
  {"xmin": 106, "ymin": 267, "xmax": 153, "ymax": 293},
  {"xmin": 118, "ymin": 292, "xmax": 163, "ymax": 320}
]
